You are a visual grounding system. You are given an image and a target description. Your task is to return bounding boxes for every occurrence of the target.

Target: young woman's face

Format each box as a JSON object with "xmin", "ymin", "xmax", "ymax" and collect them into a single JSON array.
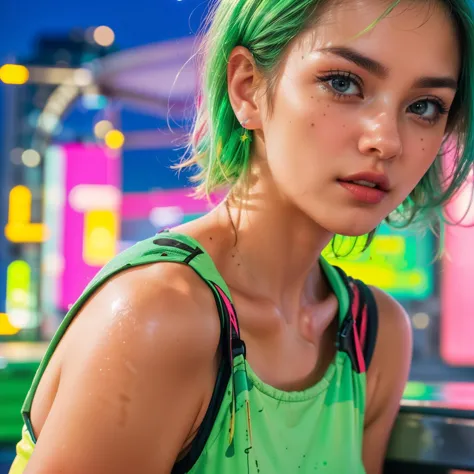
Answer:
[{"xmin": 257, "ymin": 0, "xmax": 460, "ymax": 236}]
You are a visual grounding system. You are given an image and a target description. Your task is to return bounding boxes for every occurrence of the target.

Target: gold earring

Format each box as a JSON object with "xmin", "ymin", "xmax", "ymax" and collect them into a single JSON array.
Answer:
[{"xmin": 240, "ymin": 119, "xmax": 251, "ymax": 143}]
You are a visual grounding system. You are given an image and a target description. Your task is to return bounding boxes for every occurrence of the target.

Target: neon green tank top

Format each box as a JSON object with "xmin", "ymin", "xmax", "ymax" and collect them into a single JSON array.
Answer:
[{"xmin": 10, "ymin": 231, "xmax": 377, "ymax": 474}]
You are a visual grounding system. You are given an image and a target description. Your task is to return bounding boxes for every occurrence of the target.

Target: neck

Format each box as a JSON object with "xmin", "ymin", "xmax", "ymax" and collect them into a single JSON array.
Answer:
[{"xmin": 213, "ymin": 161, "xmax": 334, "ymax": 308}]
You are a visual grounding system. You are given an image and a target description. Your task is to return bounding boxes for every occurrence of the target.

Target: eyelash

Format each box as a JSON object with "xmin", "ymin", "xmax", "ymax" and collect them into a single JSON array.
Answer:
[{"xmin": 315, "ymin": 70, "xmax": 450, "ymax": 125}]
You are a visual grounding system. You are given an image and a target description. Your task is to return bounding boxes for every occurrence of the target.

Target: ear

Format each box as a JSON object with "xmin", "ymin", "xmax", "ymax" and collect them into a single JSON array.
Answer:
[{"xmin": 227, "ymin": 46, "xmax": 264, "ymax": 130}]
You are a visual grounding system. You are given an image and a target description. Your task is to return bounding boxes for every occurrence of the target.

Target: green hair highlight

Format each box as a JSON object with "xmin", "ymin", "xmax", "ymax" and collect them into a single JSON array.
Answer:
[{"xmin": 177, "ymin": 0, "xmax": 474, "ymax": 256}]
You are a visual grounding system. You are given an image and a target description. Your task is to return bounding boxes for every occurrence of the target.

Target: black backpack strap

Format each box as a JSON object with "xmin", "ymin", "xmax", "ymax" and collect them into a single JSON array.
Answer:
[
  {"xmin": 351, "ymin": 279, "xmax": 379, "ymax": 371},
  {"xmin": 333, "ymin": 266, "xmax": 379, "ymax": 373}
]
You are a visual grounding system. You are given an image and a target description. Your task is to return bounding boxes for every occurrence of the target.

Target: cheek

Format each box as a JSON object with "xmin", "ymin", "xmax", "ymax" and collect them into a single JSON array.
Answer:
[
  {"xmin": 405, "ymin": 133, "xmax": 443, "ymax": 178},
  {"xmin": 264, "ymin": 93, "xmax": 355, "ymax": 184},
  {"xmin": 301, "ymin": 100, "xmax": 354, "ymax": 161}
]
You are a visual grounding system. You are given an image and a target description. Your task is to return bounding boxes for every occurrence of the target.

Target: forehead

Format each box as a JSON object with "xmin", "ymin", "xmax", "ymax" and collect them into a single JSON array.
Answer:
[{"xmin": 292, "ymin": 0, "xmax": 460, "ymax": 79}]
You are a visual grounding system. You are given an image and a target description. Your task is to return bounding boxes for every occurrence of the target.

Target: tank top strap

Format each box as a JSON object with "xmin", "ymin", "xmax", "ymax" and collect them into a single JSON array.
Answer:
[
  {"xmin": 150, "ymin": 231, "xmax": 242, "ymax": 340},
  {"xmin": 329, "ymin": 264, "xmax": 379, "ymax": 374},
  {"xmin": 155, "ymin": 233, "xmax": 249, "ymax": 447}
]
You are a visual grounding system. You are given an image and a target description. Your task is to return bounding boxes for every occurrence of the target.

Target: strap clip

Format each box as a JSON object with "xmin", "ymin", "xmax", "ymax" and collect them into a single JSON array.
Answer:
[{"xmin": 232, "ymin": 338, "xmax": 246, "ymax": 359}]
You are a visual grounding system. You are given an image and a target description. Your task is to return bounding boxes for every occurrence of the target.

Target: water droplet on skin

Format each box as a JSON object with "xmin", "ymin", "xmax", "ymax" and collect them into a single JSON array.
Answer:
[{"xmin": 125, "ymin": 360, "xmax": 138, "ymax": 374}]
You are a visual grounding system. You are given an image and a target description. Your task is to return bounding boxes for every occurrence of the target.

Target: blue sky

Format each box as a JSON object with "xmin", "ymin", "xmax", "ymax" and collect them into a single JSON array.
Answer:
[{"xmin": 0, "ymin": 0, "xmax": 207, "ymax": 63}]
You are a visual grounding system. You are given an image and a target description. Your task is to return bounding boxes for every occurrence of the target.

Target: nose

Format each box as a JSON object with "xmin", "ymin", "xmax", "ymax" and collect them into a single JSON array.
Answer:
[{"xmin": 358, "ymin": 110, "xmax": 402, "ymax": 160}]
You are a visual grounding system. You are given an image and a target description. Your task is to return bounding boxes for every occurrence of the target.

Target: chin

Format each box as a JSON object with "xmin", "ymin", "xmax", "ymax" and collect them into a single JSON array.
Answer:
[
  {"xmin": 314, "ymin": 211, "xmax": 382, "ymax": 238},
  {"xmin": 328, "ymin": 224, "xmax": 376, "ymax": 238}
]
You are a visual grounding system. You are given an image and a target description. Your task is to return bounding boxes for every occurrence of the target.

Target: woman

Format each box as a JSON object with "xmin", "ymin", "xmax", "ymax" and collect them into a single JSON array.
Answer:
[{"xmin": 10, "ymin": 0, "xmax": 473, "ymax": 472}]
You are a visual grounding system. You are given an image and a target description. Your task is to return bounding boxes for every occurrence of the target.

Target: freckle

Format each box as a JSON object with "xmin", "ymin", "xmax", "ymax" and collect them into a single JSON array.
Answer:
[
  {"xmin": 421, "ymin": 138, "xmax": 424, "ymax": 141},
  {"xmin": 323, "ymin": 114, "xmax": 326, "ymax": 117},
  {"xmin": 311, "ymin": 123, "xmax": 315, "ymax": 127},
  {"xmin": 125, "ymin": 360, "xmax": 137, "ymax": 374},
  {"xmin": 209, "ymin": 237, "xmax": 213, "ymax": 240},
  {"xmin": 422, "ymin": 148, "xmax": 425, "ymax": 151},
  {"xmin": 311, "ymin": 96, "xmax": 314, "ymax": 99},
  {"xmin": 120, "ymin": 394, "xmax": 131, "ymax": 403},
  {"xmin": 302, "ymin": 55, "xmax": 304, "ymax": 60},
  {"xmin": 326, "ymin": 104, "xmax": 330, "ymax": 108}
]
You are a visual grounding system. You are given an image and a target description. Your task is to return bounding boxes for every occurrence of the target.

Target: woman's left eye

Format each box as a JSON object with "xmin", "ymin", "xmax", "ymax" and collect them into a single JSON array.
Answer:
[
  {"xmin": 407, "ymin": 98, "xmax": 448, "ymax": 124},
  {"xmin": 317, "ymin": 72, "xmax": 363, "ymax": 98}
]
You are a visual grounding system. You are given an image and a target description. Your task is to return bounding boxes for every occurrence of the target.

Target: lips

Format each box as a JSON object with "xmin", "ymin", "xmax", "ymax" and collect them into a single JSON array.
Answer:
[
  {"xmin": 337, "ymin": 172, "xmax": 390, "ymax": 205},
  {"xmin": 338, "ymin": 172, "xmax": 390, "ymax": 192}
]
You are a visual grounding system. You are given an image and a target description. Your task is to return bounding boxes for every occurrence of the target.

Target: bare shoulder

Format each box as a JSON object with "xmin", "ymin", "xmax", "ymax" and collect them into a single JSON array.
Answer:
[
  {"xmin": 27, "ymin": 262, "xmax": 221, "ymax": 474},
  {"xmin": 362, "ymin": 286, "xmax": 412, "ymax": 474},
  {"xmin": 366, "ymin": 285, "xmax": 412, "ymax": 407},
  {"xmin": 369, "ymin": 285, "xmax": 412, "ymax": 351},
  {"xmin": 63, "ymin": 261, "xmax": 222, "ymax": 369}
]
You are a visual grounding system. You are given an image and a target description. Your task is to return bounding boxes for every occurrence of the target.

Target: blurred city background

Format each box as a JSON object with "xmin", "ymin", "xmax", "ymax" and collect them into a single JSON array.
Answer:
[{"xmin": 0, "ymin": 0, "xmax": 473, "ymax": 472}]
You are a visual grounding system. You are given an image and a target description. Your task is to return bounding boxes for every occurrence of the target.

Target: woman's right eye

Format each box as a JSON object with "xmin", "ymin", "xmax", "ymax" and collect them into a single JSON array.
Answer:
[{"xmin": 316, "ymin": 71, "xmax": 364, "ymax": 99}]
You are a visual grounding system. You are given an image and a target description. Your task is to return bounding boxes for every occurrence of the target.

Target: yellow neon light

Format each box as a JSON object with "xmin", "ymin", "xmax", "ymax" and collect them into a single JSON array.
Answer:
[
  {"xmin": 1, "ymin": 260, "xmax": 31, "ymax": 336},
  {"xmin": 5, "ymin": 185, "xmax": 49, "ymax": 243},
  {"xmin": 8, "ymin": 185, "xmax": 31, "ymax": 223},
  {"xmin": 5, "ymin": 223, "xmax": 49, "ymax": 243},
  {"xmin": 0, "ymin": 313, "xmax": 20, "ymax": 336},
  {"xmin": 83, "ymin": 210, "xmax": 118, "ymax": 266},
  {"xmin": 104, "ymin": 129, "xmax": 125, "ymax": 149},
  {"xmin": 371, "ymin": 235, "xmax": 406, "ymax": 256},
  {"xmin": 7, "ymin": 260, "xmax": 31, "ymax": 309},
  {"xmin": 0, "ymin": 64, "xmax": 29, "ymax": 85}
]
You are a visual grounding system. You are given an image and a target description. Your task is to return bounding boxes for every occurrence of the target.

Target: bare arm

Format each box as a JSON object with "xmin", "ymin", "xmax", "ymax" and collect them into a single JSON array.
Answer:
[
  {"xmin": 25, "ymin": 263, "xmax": 221, "ymax": 474},
  {"xmin": 362, "ymin": 286, "xmax": 413, "ymax": 474}
]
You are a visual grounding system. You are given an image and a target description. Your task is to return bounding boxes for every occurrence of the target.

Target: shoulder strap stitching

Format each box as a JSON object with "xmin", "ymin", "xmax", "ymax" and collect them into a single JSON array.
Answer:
[{"xmin": 153, "ymin": 237, "xmax": 200, "ymax": 254}]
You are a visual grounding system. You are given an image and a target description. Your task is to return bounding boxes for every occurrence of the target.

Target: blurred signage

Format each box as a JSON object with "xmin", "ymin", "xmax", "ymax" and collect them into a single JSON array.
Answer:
[
  {"xmin": 440, "ymin": 146, "xmax": 474, "ymax": 366},
  {"xmin": 41, "ymin": 143, "xmax": 121, "ymax": 312},
  {"xmin": 323, "ymin": 223, "xmax": 434, "ymax": 300}
]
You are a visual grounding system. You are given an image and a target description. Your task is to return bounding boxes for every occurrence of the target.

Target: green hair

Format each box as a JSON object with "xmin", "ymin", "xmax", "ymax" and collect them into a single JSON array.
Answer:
[{"xmin": 177, "ymin": 0, "xmax": 474, "ymax": 254}]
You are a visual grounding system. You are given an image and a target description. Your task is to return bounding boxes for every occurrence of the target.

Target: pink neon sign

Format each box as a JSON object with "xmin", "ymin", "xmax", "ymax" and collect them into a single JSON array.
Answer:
[
  {"xmin": 440, "ymin": 146, "xmax": 474, "ymax": 365},
  {"xmin": 59, "ymin": 144, "xmax": 121, "ymax": 311},
  {"xmin": 121, "ymin": 189, "xmax": 225, "ymax": 219}
]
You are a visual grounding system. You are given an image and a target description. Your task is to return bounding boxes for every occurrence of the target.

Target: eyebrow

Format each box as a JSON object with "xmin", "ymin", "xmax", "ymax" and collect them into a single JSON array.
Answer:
[
  {"xmin": 318, "ymin": 46, "xmax": 458, "ymax": 90},
  {"xmin": 319, "ymin": 46, "xmax": 389, "ymax": 78},
  {"xmin": 412, "ymin": 76, "xmax": 458, "ymax": 90}
]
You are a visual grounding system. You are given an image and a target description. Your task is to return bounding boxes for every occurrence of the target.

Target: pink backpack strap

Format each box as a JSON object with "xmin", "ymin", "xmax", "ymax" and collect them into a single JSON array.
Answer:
[
  {"xmin": 334, "ymin": 266, "xmax": 379, "ymax": 374},
  {"xmin": 349, "ymin": 282, "xmax": 367, "ymax": 374},
  {"xmin": 350, "ymin": 279, "xmax": 379, "ymax": 371}
]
